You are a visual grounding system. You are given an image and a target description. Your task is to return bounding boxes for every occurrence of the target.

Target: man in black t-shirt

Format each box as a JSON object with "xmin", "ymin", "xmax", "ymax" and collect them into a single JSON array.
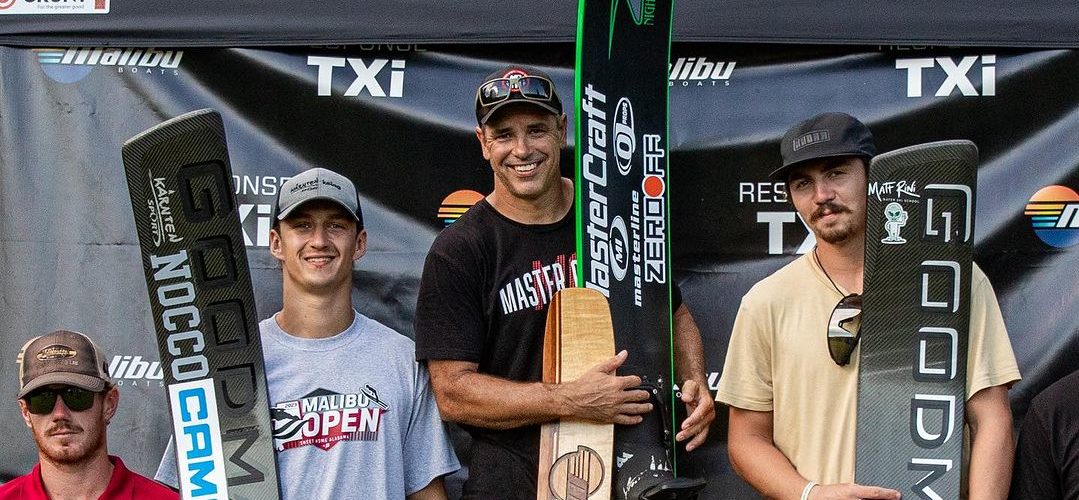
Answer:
[
  {"xmin": 1011, "ymin": 370, "xmax": 1079, "ymax": 500},
  {"xmin": 414, "ymin": 65, "xmax": 715, "ymax": 499}
]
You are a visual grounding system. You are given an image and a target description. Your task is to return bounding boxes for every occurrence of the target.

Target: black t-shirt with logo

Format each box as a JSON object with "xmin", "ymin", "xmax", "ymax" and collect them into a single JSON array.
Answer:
[
  {"xmin": 415, "ymin": 198, "xmax": 680, "ymax": 499},
  {"xmin": 415, "ymin": 199, "xmax": 574, "ymax": 498}
]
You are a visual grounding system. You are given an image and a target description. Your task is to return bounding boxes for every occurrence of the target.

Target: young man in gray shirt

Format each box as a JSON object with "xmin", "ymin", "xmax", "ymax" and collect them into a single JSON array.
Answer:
[{"xmin": 157, "ymin": 167, "xmax": 459, "ymax": 499}]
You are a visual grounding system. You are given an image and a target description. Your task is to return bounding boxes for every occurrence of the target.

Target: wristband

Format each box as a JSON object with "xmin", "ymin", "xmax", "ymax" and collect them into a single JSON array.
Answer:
[{"xmin": 799, "ymin": 481, "xmax": 818, "ymax": 500}]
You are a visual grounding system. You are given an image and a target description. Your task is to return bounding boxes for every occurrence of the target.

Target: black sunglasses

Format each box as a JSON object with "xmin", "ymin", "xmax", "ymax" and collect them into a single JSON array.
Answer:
[
  {"xmin": 827, "ymin": 294, "xmax": 863, "ymax": 366},
  {"xmin": 476, "ymin": 75, "xmax": 555, "ymax": 107},
  {"xmin": 23, "ymin": 387, "xmax": 98, "ymax": 415}
]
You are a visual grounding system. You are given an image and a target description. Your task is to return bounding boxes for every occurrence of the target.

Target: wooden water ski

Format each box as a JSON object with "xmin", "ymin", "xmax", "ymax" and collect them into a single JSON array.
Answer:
[{"xmin": 538, "ymin": 288, "xmax": 616, "ymax": 500}]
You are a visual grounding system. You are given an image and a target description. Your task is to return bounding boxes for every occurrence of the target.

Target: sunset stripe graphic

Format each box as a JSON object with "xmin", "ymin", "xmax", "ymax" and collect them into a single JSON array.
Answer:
[
  {"xmin": 1025, "ymin": 185, "xmax": 1079, "ymax": 248},
  {"xmin": 438, "ymin": 190, "xmax": 484, "ymax": 226}
]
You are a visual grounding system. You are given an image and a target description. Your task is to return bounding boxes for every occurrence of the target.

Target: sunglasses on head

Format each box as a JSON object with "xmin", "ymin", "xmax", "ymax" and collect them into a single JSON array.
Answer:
[
  {"xmin": 23, "ymin": 386, "xmax": 98, "ymax": 415},
  {"xmin": 827, "ymin": 294, "xmax": 863, "ymax": 366},
  {"xmin": 476, "ymin": 75, "xmax": 555, "ymax": 108}
]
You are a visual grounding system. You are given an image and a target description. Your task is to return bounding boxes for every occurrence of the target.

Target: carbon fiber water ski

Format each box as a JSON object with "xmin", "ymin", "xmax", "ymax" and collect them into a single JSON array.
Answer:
[
  {"xmin": 123, "ymin": 109, "xmax": 281, "ymax": 499},
  {"xmin": 855, "ymin": 140, "xmax": 978, "ymax": 499},
  {"xmin": 575, "ymin": 1, "xmax": 696, "ymax": 498}
]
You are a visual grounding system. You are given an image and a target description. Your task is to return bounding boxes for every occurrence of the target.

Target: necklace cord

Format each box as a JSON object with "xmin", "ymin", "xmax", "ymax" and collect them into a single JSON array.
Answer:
[{"xmin": 814, "ymin": 246, "xmax": 845, "ymax": 297}]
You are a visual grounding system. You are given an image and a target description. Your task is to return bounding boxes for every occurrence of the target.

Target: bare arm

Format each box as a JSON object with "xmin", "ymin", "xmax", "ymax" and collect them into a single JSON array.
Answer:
[
  {"xmin": 673, "ymin": 304, "xmax": 707, "ymax": 385},
  {"xmin": 671, "ymin": 304, "xmax": 715, "ymax": 451},
  {"xmin": 406, "ymin": 477, "xmax": 448, "ymax": 500},
  {"xmin": 427, "ymin": 351, "xmax": 651, "ymax": 430},
  {"xmin": 966, "ymin": 385, "xmax": 1013, "ymax": 500},
  {"xmin": 728, "ymin": 406, "xmax": 809, "ymax": 499},
  {"xmin": 727, "ymin": 407, "xmax": 900, "ymax": 500}
]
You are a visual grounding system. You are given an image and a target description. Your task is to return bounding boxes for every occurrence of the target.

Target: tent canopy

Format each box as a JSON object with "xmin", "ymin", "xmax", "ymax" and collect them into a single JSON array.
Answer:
[{"xmin": 1, "ymin": 0, "xmax": 1076, "ymax": 48}]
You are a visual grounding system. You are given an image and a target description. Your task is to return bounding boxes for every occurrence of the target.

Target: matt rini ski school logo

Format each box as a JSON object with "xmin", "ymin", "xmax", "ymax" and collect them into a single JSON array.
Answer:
[
  {"xmin": 271, "ymin": 387, "xmax": 389, "ymax": 452},
  {"xmin": 870, "ymin": 180, "xmax": 920, "ymax": 245}
]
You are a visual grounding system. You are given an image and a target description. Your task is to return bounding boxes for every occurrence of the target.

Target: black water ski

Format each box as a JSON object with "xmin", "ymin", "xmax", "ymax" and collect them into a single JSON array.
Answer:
[
  {"xmin": 123, "ymin": 109, "xmax": 281, "ymax": 500},
  {"xmin": 856, "ymin": 140, "xmax": 978, "ymax": 500},
  {"xmin": 575, "ymin": 1, "xmax": 703, "ymax": 498}
]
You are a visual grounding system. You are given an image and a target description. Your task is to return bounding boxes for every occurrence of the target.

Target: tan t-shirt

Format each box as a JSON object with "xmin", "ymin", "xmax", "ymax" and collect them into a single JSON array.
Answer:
[{"xmin": 716, "ymin": 253, "xmax": 1021, "ymax": 485}]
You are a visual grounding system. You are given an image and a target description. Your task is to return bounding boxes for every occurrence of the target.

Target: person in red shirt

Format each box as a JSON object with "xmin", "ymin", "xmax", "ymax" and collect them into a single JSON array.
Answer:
[{"xmin": 0, "ymin": 329, "xmax": 176, "ymax": 499}]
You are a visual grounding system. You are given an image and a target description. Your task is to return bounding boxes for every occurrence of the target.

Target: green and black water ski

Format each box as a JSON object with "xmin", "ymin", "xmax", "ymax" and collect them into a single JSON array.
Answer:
[{"xmin": 575, "ymin": 1, "xmax": 704, "ymax": 498}]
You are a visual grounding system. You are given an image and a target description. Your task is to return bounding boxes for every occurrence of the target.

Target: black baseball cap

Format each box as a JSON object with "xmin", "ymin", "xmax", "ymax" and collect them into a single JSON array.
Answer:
[
  {"xmin": 475, "ymin": 65, "xmax": 563, "ymax": 125},
  {"xmin": 771, "ymin": 112, "xmax": 877, "ymax": 181}
]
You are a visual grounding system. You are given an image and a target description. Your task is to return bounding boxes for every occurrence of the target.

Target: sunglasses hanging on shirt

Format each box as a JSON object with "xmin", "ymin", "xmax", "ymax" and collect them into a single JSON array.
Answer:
[
  {"xmin": 815, "ymin": 247, "xmax": 864, "ymax": 366},
  {"xmin": 827, "ymin": 294, "xmax": 863, "ymax": 366}
]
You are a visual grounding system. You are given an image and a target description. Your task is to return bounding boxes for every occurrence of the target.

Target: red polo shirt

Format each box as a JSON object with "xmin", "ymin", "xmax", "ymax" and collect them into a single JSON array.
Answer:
[{"xmin": 0, "ymin": 456, "xmax": 177, "ymax": 499}]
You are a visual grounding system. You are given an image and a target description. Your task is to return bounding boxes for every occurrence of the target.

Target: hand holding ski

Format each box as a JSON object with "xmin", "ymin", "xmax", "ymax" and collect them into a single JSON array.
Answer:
[
  {"xmin": 560, "ymin": 350, "xmax": 651, "ymax": 425},
  {"xmin": 538, "ymin": 287, "xmax": 618, "ymax": 500},
  {"xmin": 675, "ymin": 379, "xmax": 711, "ymax": 451}
]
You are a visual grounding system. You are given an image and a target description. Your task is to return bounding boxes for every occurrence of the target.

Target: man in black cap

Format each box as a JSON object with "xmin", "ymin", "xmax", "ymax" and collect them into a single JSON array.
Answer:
[
  {"xmin": 414, "ymin": 65, "xmax": 715, "ymax": 499},
  {"xmin": 1, "ymin": 330, "xmax": 176, "ymax": 499},
  {"xmin": 716, "ymin": 112, "xmax": 1020, "ymax": 499}
]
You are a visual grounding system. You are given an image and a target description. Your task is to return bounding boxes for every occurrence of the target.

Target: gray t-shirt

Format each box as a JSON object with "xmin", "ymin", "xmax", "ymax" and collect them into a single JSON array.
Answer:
[{"xmin": 156, "ymin": 311, "xmax": 459, "ymax": 499}]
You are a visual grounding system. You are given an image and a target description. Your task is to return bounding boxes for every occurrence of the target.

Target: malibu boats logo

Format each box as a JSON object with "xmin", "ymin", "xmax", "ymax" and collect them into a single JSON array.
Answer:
[
  {"xmin": 669, "ymin": 57, "xmax": 736, "ymax": 87},
  {"xmin": 35, "ymin": 47, "xmax": 183, "ymax": 83},
  {"xmin": 147, "ymin": 171, "xmax": 183, "ymax": 247},
  {"xmin": 108, "ymin": 354, "xmax": 165, "ymax": 387}
]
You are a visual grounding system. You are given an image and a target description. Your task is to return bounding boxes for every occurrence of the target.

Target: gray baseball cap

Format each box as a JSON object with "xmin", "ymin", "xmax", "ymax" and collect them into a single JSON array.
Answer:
[
  {"xmin": 273, "ymin": 168, "xmax": 363, "ymax": 227},
  {"xmin": 17, "ymin": 330, "xmax": 112, "ymax": 398},
  {"xmin": 772, "ymin": 112, "xmax": 876, "ymax": 181}
]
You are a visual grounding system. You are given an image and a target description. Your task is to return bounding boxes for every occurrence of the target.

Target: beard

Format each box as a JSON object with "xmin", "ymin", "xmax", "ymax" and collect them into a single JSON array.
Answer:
[
  {"xmin": 810, "ymin": 202, "xmax": 861, "ymax": 245},
  {"xmin": 817, "ymin": 227, "xmax": 856, "ymax": 244},
  {"xmin": 32, "ymin": 417, "xmax": 106, "ymax": 466}
]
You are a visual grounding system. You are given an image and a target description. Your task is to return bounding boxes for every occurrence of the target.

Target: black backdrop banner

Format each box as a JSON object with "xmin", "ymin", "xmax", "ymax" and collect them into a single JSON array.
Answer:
[{"xmin": 1, "ymin": 43, "xmax": 1076, "ymax": 499}]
